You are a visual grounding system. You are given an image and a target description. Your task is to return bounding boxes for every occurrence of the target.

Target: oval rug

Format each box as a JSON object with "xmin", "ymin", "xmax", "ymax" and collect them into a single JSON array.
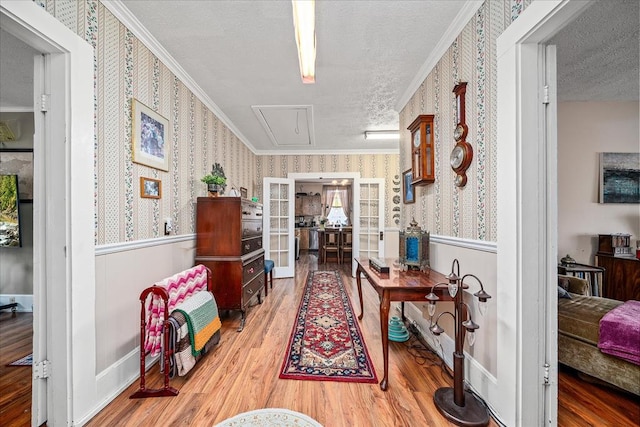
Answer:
[{"xmin": 214, "ymin": 408, "xmax": 322, "ymax": 427}]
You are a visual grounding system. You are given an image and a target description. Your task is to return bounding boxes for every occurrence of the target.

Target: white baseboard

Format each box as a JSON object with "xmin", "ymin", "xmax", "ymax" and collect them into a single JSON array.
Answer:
[
  {"xmin": 78, "ymin": 349, "xmax": 159, "ymax": 426},
  {"xmin": 0, "ymin": 294, "xmax": 33, "ymax": 312}
]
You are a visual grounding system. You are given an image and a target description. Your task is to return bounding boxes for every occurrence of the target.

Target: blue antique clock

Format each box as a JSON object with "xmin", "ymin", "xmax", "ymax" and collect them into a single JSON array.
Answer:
[{"xmin": 399, "ymin": 218, "xmax": 430, "ymax": 272}]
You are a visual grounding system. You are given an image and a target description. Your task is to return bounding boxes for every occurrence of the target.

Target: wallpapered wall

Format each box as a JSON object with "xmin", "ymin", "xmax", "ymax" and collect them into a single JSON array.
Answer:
[
  {"xmin": 37, "ymin": 0, "xmax": 533, "ymax": 245},
  {"xmin": 37, "ymin": 0, "xmax": 257, "ymax": 245},
  {"xmin": 399, "ymin": 0, "xmax": 532, "ymax": 242},
  {"xmin": 256, "ymin": 154, "xmax": 401, "ymax": 228}
]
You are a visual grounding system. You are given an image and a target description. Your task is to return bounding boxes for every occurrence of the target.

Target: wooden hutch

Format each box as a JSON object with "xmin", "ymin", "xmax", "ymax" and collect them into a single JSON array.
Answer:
[{"xmin": 195, "ymin": 197, "xmax": 265, "ymax": 331}]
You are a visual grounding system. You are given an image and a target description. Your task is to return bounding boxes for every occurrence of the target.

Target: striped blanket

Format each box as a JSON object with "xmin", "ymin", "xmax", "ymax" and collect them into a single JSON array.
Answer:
[
  {"xmin": 144, "ymin": 265, "xmax": 209, "ymax": 357},
  {"xmin": 168, "ymin": 311, "xmax": 220, "ymax": 377},
  {"xmin": 173, "ymin": 291, "xmax": 222, "ymax": 357}
]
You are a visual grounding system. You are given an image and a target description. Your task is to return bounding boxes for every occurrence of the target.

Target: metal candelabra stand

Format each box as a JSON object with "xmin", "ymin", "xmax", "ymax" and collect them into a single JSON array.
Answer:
[{"xmin": 425, "ymin": 259, "xmax": 492, "ymax": 427}]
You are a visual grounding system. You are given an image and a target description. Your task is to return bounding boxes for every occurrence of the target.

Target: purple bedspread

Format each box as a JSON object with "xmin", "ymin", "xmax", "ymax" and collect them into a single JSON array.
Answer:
[{"xmin": 598, "ymin": 300, "xmax": 640, "ymax": 365}]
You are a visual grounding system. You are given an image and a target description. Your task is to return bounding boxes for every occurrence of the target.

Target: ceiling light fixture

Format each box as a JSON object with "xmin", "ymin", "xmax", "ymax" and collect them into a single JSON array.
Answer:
[
  {"xmin": 292, "ymin": 0, "xmax": 316, "ymax": 84},
  {"xmin": 364, "ymin": 130, "xmax": 399, "ymax": 140}
]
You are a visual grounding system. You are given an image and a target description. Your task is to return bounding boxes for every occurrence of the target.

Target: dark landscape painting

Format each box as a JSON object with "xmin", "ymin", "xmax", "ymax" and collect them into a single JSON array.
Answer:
[{"xmin": 600, "ymin": 153, "xmax": 640, "ymax": 204}]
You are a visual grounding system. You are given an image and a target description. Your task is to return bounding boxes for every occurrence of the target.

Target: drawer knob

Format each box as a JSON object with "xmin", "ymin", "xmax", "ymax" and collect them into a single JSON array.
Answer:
[
  {"xmin": 248, "ymin": 267, "xmax": 254, "ymax": 274},
  {"xmin": 245, "ymin": 244, "xmax": 250, "ymax": 250},
  {"xmin": 247, "ymin": 288, "xmax": 253, "ymax": 294}
]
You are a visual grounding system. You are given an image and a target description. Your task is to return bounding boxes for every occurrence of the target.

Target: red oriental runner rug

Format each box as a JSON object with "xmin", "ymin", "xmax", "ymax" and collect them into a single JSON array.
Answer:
[{"xmin": 279, "ymin": 270, "xmax": 378, "ymax": 383}]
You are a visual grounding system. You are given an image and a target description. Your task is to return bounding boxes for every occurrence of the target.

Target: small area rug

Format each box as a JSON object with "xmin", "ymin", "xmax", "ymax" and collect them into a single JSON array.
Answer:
[
  {"xmin": 7, "ymin": 353, "xmax": 32, "ymax": 367},
  {"xmin": 214, "ymin": 408, "xmax": 322, "ymax": 427},
  {"xmin": 279, "ymin": 270, "xmax": 377, "ymax": 383}
]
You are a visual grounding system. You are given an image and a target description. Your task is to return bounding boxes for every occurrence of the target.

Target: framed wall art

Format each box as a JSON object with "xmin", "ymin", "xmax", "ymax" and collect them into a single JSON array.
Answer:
[
  {"xmin": 599, "ymin": 152, "xmax": 640, "ymax": 204},
  {"xmin": 132, "ymin": 98, "xmax": 170, "ymax": 171},
  {"xmin": 140, "ymin": 176, "xmax": 161, "ymax": 199},
  {"xmin": 240, "ymin": 187, "xmax": 248, "ymax": 199},
  {"xmin": 0, "ymin": 148, "xmax": 33, "ymax": 202},
  {"xmin": 403, "ymin": 169, "xmax": 415, "ymax": 204}
]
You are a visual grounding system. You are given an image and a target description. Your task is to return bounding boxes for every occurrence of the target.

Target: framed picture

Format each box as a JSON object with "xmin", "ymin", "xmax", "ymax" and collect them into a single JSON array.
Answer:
[
  {"xmin": 403, "ymin": 169, "xmax": 415, "ymax": 204},
  {"xmin": 140, "ymin": 177, "xmax": 161, "ymax": 199},
  {"xmin": 0, "ymin": 149, "xmax": 33, "ymax": 201},
  {"xmin": 240, "ymin": 187, "xmax": 248, "ymax": 199},
  {"xmin": 132, "ymin": 98, "xmax": 170, "ymax": 171},
  {"xmin": 599, "ymin": 152, "xmax": 640, "ymax": 203}
]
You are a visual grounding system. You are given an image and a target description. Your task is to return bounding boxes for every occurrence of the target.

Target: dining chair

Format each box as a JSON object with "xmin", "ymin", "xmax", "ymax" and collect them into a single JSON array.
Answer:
[
  {"xmin": 339, "ymin": 229, "xmax": 353, "ymax": 265},
  {"xmin": 323, "ymin": 229, "xmax": 340, "ymax": 264}
]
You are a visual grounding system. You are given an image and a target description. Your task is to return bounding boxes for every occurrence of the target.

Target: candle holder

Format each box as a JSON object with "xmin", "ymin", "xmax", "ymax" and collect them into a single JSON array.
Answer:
[{"xmin": 425, "ymin": 259, "xmax": 491, "ymax": 427}]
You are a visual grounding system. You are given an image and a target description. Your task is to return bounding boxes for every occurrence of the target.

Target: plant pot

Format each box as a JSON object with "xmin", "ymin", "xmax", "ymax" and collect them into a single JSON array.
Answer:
[{"xmin": 207, "ymin": 184, "xmax": 221, "ymax": 197}]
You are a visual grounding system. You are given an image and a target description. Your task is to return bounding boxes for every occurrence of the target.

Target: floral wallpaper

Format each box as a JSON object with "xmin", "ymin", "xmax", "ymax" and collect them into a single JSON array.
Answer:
[
  {"xmin": 256, "ymin": 154, "xmax": 400, "ymax": 229},
  {"xmin": 398, "ymin": 0, "xmax": 533, "ymax": 242},
  {"xmin": 38, "ymin": 0, "xmax": 257, "ymax": 245},
  {"xmin": 37, "ymin": 0, "xmax": 533, "ymax": 245}
]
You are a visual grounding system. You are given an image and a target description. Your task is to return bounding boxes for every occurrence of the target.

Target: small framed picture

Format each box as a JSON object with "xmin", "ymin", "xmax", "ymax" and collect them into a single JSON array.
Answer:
[
  {"xmin": 240, "ymin": 187, "xmax": 248, "ymax": 199},
  {"xmin": 131, "ymin": 98, "xmax": 170, "ymax": 171},
  {"xmin": 403, "ymin": 169, "xmax": 415, "ymax": 204},
  {"xmin": 140, "ymin": 177, "xmax": 161, "ymax": 199}
]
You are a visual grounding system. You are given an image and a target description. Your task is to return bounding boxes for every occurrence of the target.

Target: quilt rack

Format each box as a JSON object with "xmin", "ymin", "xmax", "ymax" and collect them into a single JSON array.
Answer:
[{"xmin": 130, "ymin": 265, "xmax": 213, "ymax": 399}]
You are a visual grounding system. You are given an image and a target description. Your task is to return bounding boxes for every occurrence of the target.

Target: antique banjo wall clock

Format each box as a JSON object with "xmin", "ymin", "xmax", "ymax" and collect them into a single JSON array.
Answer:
[
  {"xmin": 408, "ymin": 114, "xmax": 435, "ymax": 186},
  {"xmin": 450, "ymin": 82, "xmax": 472, "ymax": 187}
]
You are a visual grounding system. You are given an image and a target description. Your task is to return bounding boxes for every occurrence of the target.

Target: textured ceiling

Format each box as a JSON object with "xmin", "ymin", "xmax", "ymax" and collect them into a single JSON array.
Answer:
[
  {"xmin": 0, "ymin": 1, "xmax": 638, "ymax": 153},
  {"xmin": 550, "ymin": 0, "xmax": 639, "ymax": 102}
]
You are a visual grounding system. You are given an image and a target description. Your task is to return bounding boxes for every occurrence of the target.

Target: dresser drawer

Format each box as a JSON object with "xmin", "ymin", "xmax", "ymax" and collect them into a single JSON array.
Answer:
[
  {"xmin": 241, "ymin": 202, "xmax": 263, "ymax": 220},
  {"xmin": 243, "ymin": 255, "xmax": 264, "ymax": 284},
  {"xmin": 242, "ymin": 219, "xmax": 262, "ymax": 238},
  {"xmin": 241, "ymin": 236, "xmax": 262, "ymax": 255},
  {"xmin": 243, "ymin": 273, "xmax": 264, "ymax": 305}
]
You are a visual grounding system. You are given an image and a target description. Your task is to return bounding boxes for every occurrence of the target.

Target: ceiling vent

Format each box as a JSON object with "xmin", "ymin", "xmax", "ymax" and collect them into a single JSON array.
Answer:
[
  {"xmin": 0, "ymin": 119, "xmax": 21, "ymax": 142},
  {"xmin": 252, "ymin": 105, "xmax": 314, "ymax": 147}
]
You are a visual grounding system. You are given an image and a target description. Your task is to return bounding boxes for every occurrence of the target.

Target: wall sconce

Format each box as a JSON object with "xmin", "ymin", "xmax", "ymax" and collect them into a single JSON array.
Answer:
[{"xmin": 425, "ymin": 259, "xmax": 492, "ymax": 427}]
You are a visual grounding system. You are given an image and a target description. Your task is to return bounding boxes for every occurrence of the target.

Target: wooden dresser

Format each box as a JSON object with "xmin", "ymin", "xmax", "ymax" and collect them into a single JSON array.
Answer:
[
  {"xmin": 597, "ymin": 254, "xmax": 640, "ymax": 301},
  {"xmin": 195, "ymin": 197, "xmax": 265, "ymax": 331}
]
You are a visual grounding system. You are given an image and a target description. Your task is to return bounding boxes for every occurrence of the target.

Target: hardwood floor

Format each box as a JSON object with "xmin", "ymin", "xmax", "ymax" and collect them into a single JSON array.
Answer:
[
  {"xmin": 2, "ymin": 253, "xmax": 638, "ymax": 426},
  {"xmin": 0, "ymin": 310, "xmax": 33, "ymax": 427}
]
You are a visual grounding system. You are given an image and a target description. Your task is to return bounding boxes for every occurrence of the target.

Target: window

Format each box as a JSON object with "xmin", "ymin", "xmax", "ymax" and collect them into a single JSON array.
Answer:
[{"xmin": 326, "ymin": 190, "xmax": 348, "ymax": 225}]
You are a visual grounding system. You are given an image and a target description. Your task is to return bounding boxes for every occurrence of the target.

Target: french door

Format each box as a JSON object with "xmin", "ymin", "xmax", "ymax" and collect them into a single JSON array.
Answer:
[
  {"xmin": 358, "ymin": 178, "xmax": 385, "ymax": 265},
  {"xmin": 263, "ymin": 175, "xmax": 385, "ymax": 278},
  {"xmin": 262, "ymin": 178, "xmax": 295, "ymax": 278}
]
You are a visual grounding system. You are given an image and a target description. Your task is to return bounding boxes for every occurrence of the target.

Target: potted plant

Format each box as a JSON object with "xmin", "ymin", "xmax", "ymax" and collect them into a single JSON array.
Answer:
[{"xmin": 201, "ymin": 162, "xmax": 227, "ymax": 196}]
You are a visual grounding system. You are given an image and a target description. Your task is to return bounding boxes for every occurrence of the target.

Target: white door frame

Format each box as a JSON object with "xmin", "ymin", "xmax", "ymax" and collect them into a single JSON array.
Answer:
[
  {"xmin": 1, "ymin": 2, "xmax": 95, "ymax": 425},
  {"xmin": 495, "ymin": 1, "xmax": 592, "ymax": 425},
  {"xmin": 289, "ymin": 172, "xmax": 361, "ymax": 274}
]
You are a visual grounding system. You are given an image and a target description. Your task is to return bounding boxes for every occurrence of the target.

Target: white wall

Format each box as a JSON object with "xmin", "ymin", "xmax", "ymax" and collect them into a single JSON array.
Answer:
[{"xmin": 558, "ymin": 102, "xmax": 640, "ymax": 264}]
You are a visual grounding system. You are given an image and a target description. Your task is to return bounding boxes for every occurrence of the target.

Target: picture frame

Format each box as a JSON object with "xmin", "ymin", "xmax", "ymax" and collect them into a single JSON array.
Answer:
[
  {"xmin": 0, "ymin": 148, "xmax": 33, "ymax": 202},
  {"xmin": 240, "ymin": 187, "xmax": 248, "ymax": 199},
  {"xmin": 131, "ymin": 98, "xmax": 170, "ymax": 171},
  {"xmin": 403, "ymin": 169, "xmax": 415, "ymax": 204},
  {"xmin": 140, "ymin": 176, "xmax": 161, "ymax": 199},
  {"xmin": 599, "ymin": 152, "xmax": 640, "ymax": 204}
]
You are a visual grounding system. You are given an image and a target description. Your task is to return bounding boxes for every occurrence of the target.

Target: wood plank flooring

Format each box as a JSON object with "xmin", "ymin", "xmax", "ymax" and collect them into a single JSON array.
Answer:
[{"xmin": 1, "ymin": 253, "xmax": 638, "ymax": 426}]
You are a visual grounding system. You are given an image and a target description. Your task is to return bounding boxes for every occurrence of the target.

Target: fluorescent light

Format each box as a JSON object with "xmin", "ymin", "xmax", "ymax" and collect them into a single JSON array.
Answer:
[
  {"xmin": 364, "ymin": 130, "xmax": 399, "ymax": 140},
  {"xmin": 292, "ymin": 0, "xmax": 316, "ymax": 84}
]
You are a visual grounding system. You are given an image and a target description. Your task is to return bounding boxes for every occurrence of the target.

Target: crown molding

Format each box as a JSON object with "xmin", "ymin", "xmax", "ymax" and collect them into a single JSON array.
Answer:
[
  {"xmin": 395, "ymin": 0, "xmax": 484, "ymax": 111},
  {"xmin": 101, "ymin": 0, "xmax": 258, "ymax": 155},
  {"xmin": 255, "ymin": 147, "xmax": 400, "ymax": 156}
]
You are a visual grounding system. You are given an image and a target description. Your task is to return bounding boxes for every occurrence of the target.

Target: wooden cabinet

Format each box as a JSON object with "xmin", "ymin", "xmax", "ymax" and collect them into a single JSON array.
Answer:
[
  {"xmin": 295, "ymin": 194, "xmax": 322, "ymax": 216},
  {"xmin": 597, "ymin": 254, "xmax": 640, "ymax": 301},
  {"xmin": 298, "ymin": 228, "xmax": 309, "ymax": 250},
  {"xmin": 195, "ymin": 197, "xmax": 265, "ymax": 331}
]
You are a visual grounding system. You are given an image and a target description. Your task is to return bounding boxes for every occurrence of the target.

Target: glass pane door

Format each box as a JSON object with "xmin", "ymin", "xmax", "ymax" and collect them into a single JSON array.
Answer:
[
  {"xmin": 358, "ymin": 179, "xmax": 385, "ymax": 261},
  {"xmin": 263, "ymin": 178, "xmax": 294, "ymax": 278}
]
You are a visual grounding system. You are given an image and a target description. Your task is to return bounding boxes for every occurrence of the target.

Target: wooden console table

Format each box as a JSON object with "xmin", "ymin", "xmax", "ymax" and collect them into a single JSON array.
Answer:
[{"xmin": 355, "ymin": 257, "xmax": 450, "ymax": 391}]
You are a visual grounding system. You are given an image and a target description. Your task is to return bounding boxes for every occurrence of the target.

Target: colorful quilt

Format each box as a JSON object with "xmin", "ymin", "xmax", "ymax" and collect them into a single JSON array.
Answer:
[
  {"xmin": 173, "ymin": 290, "xmax": 222, "ymax": 356},
  {"xmin": 144, "ymin": 265, "xmax": 209, "ymax": 357}
]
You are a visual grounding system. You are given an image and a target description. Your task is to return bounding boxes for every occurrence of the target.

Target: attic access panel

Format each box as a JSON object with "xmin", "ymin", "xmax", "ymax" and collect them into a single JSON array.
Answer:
[{"xmin": 252, "ymin": 105, "xmax": 315, "ymax": 147}]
